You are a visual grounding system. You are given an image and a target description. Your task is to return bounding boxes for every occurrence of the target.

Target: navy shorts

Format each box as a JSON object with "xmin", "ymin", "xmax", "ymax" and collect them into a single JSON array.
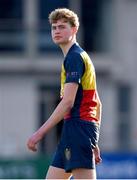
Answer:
[{"xmin": 51, "ymin": 119, "xmax": 100, "ymax": 172}]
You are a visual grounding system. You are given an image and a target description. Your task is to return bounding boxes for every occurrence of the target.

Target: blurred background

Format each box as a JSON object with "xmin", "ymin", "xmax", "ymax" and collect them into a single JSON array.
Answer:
[{"xmin": 0, "ymin": 0, "xmax": 137, "ymax": 179}]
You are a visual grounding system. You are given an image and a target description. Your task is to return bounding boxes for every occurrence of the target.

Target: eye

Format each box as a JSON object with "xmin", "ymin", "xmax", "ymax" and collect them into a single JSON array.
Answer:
[
  {"xmin": 52, "ymin": 26, "xmax": 56, "ymax": 30},
  {"xmin": 58, "ymin": 25, "xmax": 66, "ymax": 30}
]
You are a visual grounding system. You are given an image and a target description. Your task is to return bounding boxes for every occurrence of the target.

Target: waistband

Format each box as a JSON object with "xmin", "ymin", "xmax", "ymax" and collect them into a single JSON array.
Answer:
[{"xmin": 64, "ymin": 118, "xmax": 100, "ymax": 126}]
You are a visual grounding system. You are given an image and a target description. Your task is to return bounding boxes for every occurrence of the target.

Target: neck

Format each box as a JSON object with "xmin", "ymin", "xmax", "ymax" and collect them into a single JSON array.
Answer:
[{"xmin": 60, "ymin": 38, "xmax": 76, "ymax": 57}]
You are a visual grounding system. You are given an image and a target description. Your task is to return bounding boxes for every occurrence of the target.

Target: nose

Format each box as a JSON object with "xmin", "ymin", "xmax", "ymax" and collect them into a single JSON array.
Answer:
[{"xmin": 54, "ymin": 27, "xmax": 60, "ymax": 34}]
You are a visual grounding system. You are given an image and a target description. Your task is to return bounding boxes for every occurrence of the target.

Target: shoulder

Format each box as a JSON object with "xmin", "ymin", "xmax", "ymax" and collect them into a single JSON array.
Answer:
[
  {"xmin": 66, "ymin": 44, "xmax": 84, "ymax": 59},
  {"xmin": 64, "ymin": 52, "xmax": 84, "ymax": 71},
  {"xmin": 68, "ymin": 51, "xmax": 81, "ymax": 59},
  {"xmin": 65, "ymin": 50, "xmax": 84, "ymax": 65}
]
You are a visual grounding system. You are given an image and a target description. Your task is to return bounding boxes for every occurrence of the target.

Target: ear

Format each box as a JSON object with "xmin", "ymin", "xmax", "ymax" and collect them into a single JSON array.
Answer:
[{"xmin": 72, "ymin": 26, "xmax": 78, "ymax": 34}]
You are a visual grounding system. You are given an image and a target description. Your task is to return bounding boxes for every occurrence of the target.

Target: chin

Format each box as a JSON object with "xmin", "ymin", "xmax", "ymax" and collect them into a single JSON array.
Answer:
[
  {"xmin": 54, "ymin": 40, "xmax": 62, "ymax": 45},
  {"xmin": 54, "ymin": 41, "xmax": 65, "ymax": 46}
]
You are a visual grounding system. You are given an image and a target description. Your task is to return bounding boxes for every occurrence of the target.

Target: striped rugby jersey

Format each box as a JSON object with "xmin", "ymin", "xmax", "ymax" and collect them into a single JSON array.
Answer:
[{"xmin": 60, "ymin": 43, "xmax": 102, "ymax": 124}]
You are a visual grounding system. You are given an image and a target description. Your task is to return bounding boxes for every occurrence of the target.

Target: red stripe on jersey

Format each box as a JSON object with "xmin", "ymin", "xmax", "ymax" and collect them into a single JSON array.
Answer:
[{"xmin": 79, "ymin": 90, "xmax": 99, "ymax": 122}]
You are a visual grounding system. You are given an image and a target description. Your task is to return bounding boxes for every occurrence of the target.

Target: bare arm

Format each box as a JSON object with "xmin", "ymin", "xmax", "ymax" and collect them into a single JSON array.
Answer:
[{"xmin": 27, "ymin": 83, "xmax": 78, "ymax": 151}]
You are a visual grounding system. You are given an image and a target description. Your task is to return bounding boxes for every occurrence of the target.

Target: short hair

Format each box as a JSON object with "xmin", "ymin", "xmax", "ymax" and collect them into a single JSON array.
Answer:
[{"xmin": 49, "ymin": 8, "xmax": 79, "ymax": 28}]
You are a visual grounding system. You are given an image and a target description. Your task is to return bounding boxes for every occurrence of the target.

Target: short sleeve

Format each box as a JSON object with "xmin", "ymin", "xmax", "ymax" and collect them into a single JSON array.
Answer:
[{"xmin": 64, "ymin": 53, "xmax": 85, "ymax": 84}]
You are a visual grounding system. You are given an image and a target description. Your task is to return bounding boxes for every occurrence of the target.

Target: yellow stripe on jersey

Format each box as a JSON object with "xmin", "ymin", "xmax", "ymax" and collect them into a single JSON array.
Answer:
[
  {"xmin": 80, "ymin": 51, "xmax": 97, "ymax": 90},
  {"xmin": 60, "ymin": 64, "xmax": 66, "ymax": 98}
]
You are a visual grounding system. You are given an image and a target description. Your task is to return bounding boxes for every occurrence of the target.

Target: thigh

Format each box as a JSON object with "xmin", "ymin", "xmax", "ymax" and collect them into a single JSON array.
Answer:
[
  {"xmin": 46, "ymin": 166, "xmax": 72, "ymax": 179},
  {"xmin": 72, "ymin": 168, "xmax": 96, "ymax": 179}
]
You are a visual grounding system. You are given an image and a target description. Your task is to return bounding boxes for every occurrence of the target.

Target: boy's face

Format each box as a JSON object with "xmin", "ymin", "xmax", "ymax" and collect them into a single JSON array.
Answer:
[{"xmin": 51, "ymin": 19, "xmax": 77, "ymax": 45}]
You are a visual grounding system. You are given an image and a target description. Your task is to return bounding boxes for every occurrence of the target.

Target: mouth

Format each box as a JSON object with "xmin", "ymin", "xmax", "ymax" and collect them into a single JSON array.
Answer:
[{"xmin": 54, "ymin": 36, "xmax": 62, "ymax": 40}]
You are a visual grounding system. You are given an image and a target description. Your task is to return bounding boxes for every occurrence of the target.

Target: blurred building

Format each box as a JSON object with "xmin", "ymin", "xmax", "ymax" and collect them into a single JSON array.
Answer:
[{"xmin": 0, "ymin": 0, "xmax": 137, "ymax": 158}]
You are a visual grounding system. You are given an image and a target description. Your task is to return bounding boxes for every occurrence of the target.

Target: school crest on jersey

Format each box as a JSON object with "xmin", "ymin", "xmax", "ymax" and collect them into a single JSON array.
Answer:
[{"xmin": 65, "ymin": 148, "xmax": 71, "ymax": 161}]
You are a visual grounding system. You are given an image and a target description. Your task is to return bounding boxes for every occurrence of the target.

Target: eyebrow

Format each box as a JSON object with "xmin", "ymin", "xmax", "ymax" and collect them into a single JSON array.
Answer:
[{"xmin": 52, "ymin": 24, "xmax": 66, "ymax": 28}]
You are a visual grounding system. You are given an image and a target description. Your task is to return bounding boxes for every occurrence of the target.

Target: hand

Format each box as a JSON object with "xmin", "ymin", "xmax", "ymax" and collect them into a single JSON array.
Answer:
[
  {"xmin": 27, "ymin": 132, "xmax": 42, "ymax": 152},
  {"xmin": 93, "ymin": 145, "xmax": 102, "ymax": 165}
]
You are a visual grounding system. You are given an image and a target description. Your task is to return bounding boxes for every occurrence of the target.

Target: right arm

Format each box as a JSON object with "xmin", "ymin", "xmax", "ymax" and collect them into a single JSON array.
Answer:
[{"xmin": 27, "ymin": 83, "xmax": 78, "ymax": 152}]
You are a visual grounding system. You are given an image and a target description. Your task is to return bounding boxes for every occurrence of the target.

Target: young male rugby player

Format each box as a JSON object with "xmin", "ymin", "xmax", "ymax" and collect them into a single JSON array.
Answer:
[{"xmin": 27, "ymin": 8, "xmax": 102, "ymax": 179}]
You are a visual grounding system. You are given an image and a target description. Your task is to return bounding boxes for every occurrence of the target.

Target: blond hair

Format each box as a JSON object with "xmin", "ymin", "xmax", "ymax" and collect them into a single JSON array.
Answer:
[{"xmin": 49, "ymin": 8, "xmax": 79, "ymax": 28}]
